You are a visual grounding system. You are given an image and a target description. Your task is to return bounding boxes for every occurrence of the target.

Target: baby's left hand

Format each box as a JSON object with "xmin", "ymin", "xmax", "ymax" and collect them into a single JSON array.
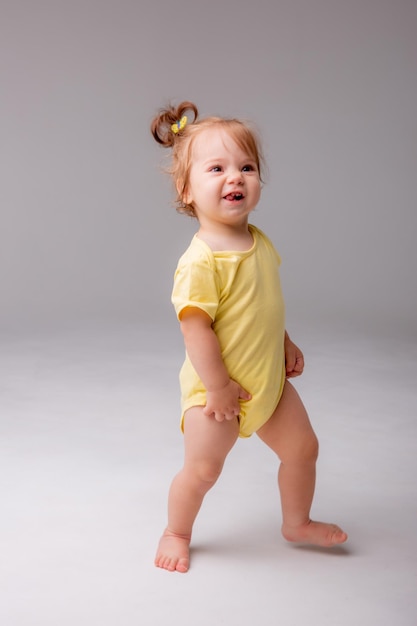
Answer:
[{"xmin": 284, "ymin": 332, "xmax": 304, "ymax": 378}]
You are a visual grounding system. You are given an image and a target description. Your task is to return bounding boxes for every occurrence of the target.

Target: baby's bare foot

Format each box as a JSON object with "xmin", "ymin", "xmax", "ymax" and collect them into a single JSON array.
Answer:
[
  {"xmin": 155, "ymin": 529, "xmax": 191, "ymax": 573},
  {"xmin": 282, "ymin": 520, "xmax": 348, "ymax": 547}
]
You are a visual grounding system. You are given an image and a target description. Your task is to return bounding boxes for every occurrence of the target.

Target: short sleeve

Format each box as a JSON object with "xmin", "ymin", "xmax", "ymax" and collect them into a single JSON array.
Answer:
[{"xmin": 171, "ymin": 259, "xmax": 220, "ymax": 321}]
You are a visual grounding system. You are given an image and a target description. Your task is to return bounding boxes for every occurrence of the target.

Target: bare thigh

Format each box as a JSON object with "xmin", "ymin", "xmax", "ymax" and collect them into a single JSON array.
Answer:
[
  {"xmin": 256, "ymin": 380, "xmax": 318, "ymax": 462},
  {"xmin": 183, "ymin": 406, "xmax": 240, "ymax": 480}
]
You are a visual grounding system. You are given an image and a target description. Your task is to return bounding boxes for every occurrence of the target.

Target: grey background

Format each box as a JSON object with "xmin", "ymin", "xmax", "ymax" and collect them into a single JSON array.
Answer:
[
  {"xmin": 2, "ymin": 0, "xmax": 416, "ymax": 336},
  {"xmin": 2, "ymin": 3, "xmax": 417, "ymax": 625}
]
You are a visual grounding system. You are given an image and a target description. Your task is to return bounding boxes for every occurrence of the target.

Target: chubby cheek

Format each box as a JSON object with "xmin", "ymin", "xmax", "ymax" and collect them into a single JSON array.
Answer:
[{"xmin": 251, "ymin": 183, "xmax": 261, "ymax": 205}]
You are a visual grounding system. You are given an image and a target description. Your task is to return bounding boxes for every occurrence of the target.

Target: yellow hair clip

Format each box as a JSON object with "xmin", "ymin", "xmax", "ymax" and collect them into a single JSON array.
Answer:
[{"xmin": 171, "ymin": 115, "xmax": 188, "ymax": 134}]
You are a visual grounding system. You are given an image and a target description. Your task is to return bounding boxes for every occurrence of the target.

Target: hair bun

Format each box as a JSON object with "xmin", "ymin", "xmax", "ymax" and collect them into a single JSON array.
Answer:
[{"xmin": 151, "ymin": 101, "xmax": 198, "ymax": 147}]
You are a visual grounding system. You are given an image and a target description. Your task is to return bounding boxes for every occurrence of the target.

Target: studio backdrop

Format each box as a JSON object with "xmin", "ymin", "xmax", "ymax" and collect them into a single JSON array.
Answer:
[{"xmin": 1, "ymin": 0, "xmax": 416, "ymax": 336}]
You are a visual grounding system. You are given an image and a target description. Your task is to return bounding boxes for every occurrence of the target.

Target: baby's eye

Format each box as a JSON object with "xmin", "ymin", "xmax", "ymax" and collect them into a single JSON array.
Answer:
[
  {"xmin": 210, "ymin": 165, "xmax": 222, "ymax": 172},
  {"xmin": 242, "ymin": 164, "xmax": 256, "ymax": 172}
]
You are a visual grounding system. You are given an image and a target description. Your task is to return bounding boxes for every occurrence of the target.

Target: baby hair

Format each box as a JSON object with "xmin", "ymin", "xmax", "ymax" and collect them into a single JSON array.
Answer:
[{"xmin": 151, "ymin": 101, "xmax": 264, "ymax": 217}]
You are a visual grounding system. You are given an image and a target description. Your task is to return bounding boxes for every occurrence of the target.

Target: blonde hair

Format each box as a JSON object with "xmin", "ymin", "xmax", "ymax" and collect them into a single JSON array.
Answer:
[{"xmin": 151, "ymin": 101, "xmax": 264, "ymax": 217}]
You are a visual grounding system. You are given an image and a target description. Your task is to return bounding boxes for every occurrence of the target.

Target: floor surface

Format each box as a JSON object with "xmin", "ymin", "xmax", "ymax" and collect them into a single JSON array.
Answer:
[{"xmin": 1, "ymin": 322, "xmax": 416, "ymax": 625}]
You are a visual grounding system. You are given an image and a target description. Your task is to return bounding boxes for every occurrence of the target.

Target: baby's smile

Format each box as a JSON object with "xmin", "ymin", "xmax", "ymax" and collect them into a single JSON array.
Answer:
[{"xmin": 223, "ymin": 192, "xmax": 244, "ymax": 201}]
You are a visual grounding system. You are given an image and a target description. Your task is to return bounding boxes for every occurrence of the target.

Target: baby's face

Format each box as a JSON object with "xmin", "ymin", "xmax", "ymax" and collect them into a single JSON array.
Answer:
[{"xmin": 184, "ymin": 128, "xmax": 261, "ymax": 229}]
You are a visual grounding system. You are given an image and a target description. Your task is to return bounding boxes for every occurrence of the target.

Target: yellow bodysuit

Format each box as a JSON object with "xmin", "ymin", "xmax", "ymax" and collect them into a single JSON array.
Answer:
[{"xmin": 171, "ymin": 224, "xmax": 286, "ymax": 437}]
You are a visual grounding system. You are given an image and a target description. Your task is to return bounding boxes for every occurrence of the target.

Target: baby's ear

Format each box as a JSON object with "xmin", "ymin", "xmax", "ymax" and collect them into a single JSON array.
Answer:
[{"xmin": 177, "ymin": 179, "xmax": 192, "ymax": 205}]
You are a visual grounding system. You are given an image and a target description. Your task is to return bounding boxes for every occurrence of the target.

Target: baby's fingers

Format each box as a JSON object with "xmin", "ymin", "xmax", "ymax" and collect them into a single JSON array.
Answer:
[
  {"xmin": 290, "ymin": 355, "xmax": 304, "ymax": 376},
  {"xmin": 238, "ymin": 386, "xmax": 252, "ymax": 401},
  {"xmin": 202, "ymin": 405, "xmax": 215, "ymax": 418},
  {"xmin": 203, "ymin": 405, "xmax": 228, "ymax": 421},
  {"xmin": 285, "ymin": 354, "xmax": 296, "ymax": 375},
  {"xmin": 214, "ymin": 407, "xmax": 240, "ymax": 421}
]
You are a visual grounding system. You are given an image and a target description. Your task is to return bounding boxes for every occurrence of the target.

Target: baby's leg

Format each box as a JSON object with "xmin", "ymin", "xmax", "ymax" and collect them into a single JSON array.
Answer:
[
  {"xmin": 257, "ymin": 381, "xmax": 347, "ymax": 547},
  {"xmin": 155, "ymin": 406, "xmax": 239, "ymax": 572}
]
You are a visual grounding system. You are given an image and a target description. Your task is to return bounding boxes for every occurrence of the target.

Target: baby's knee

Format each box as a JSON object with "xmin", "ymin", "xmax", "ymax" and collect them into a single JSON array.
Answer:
[
  {"xmin": 300, "ymin": 432, "xmax": 319, "ymax": 463},
  {"xmin": 193, "ymin": 459, "xmax": 224, "ymax": 488},
  {"xmin": 287, "ymin": 431, "xmax": 319, "ymax": 465}
]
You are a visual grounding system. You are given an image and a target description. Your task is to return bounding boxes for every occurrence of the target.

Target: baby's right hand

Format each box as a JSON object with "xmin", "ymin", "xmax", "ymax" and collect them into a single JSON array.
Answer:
[{"xmin": 203, "ymin": 379, "xmax": 251, "ymax": 422}]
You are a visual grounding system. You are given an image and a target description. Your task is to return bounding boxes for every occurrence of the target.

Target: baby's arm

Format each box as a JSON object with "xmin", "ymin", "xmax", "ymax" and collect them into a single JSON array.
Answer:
[
  {"xmin": 284, "ymin": 331, "xmax": 305, "ymax": 378},
  {"xmin": 179, "ymin": 307, "xmax": 251, "ymax": 422}
]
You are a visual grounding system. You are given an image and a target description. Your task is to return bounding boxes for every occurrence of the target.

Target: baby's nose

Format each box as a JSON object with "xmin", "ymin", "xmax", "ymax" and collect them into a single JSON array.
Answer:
[{"xmin": 227, "ymin": 169, "xmax": 243, "ymax": 183}]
